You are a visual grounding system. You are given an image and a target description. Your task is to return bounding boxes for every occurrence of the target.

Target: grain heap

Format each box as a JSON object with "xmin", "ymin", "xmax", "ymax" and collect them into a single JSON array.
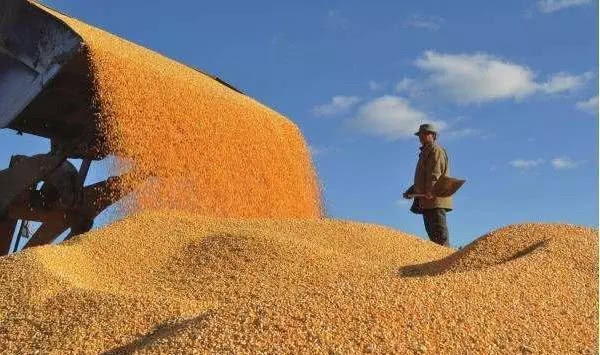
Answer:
[
  {"xmin": 0, "ymin": 211, "xmax": 597, "ymax": 353},
  {"xmin": 34, "ymin": 2, "xmax": 321, "ymax": 218}
]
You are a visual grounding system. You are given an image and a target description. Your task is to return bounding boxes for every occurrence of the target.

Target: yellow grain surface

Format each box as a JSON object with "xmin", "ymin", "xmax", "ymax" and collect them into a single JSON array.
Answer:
[
  {"xmin": 34, "ymin": 2, "xmax": 321, "ymax": 218},
  {"xmin": 0, "ymin": 210, "xmax": 597, "ymax": 353}
]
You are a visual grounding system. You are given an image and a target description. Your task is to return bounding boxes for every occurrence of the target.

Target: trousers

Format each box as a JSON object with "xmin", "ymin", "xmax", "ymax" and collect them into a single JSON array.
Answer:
[{"xmin": 422, "ymin": 208, "xmax": 449, "ymax": 246}]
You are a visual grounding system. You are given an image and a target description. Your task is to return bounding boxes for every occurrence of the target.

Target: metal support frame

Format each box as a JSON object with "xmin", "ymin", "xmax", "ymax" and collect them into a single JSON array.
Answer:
[{"xmin": 0, "ymin": 153, "xmax": 137, "ymax": 255}]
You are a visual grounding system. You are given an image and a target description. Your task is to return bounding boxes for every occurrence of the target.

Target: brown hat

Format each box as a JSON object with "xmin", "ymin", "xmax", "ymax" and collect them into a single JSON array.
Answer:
[{"xmin": 414, "ymin": 123, "xmax": 437, "ymax": 136}]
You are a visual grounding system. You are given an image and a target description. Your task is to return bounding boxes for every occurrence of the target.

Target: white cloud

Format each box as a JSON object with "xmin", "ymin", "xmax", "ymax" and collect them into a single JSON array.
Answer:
[
  {"xmin": 404, "ymin": 14, "xmax": 444, "ymax": 30},
  {"xmin": 414, "ymin": 51, "xmax": 592, "ymax": 103},
  {"xmin": 551, "ymin": 157, "xmax": 579, "ymax": 169},
  {"xmin": 509, "ymin": 159, "xmax": 545, "ymax": 169},
  {"xmin": 369, "ymin": 80, "xmax": 385, "ymax": 91},
  {"xmin": 394, "ymin": 78, "xmax": 415, "ymax": 93},
  {"xmin": 538, "ymin": 0, "xmax": 591, "ymax": 13},
  {"xmin": 540, "ymin": 72, "xmax": 593, "ymax": 93},
  {"xmin": 351, "ymin": 95, "xmax": 446, "ymax": 140},
  {"xmin": 509, "ymin": 157, "xmax": 582, "ymax": 170},
  {"xmin": 313, "ymin": 96, "xmax": 361, "ymax": 116},
  {"xmin": 576, "ymin": 95, "xmax": 599, "ymax": 115},
  {"xmin": 415, "ymin": 51, "xmax": 538, "ymax": 103}
]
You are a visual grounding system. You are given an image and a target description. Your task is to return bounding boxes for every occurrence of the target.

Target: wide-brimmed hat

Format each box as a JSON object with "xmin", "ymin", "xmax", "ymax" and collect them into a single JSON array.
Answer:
[{"xmin": 414, "ymin": 123, "xmax": 437, "ymax": 136}]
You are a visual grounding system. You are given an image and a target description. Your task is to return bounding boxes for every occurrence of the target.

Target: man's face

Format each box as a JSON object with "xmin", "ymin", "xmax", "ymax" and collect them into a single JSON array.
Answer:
[{"xmin": 418, "ymin": 131, "xmax": 434, "ymax": 145}]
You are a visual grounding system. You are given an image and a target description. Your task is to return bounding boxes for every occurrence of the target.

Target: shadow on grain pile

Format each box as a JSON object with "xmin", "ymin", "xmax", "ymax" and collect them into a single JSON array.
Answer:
[
  {"xmin": 399, "ymin": 225, "xmax": 554, "ymax": 277},
  {"xmin": 103, "ymin": 312, "xmax": 214, "ymax": 355}
]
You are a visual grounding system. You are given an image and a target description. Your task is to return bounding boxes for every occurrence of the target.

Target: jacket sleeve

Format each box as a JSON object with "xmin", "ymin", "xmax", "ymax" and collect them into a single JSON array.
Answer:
[{"xmin": 424, "ymin": 148, "xmax": 445, "ymax": 194}]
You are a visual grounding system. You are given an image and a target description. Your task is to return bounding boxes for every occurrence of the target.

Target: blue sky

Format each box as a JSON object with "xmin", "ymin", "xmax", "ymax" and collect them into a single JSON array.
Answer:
[{"xmin": 1, "ymin": 0, "xmax": 597, "ymax": 247}]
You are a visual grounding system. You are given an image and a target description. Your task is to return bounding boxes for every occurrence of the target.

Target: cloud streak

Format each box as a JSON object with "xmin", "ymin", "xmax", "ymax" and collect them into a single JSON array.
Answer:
[
  {"xmin": 404, "ymin": 15, "xmax": 444, "ymax": 30},
  {"xmin": 509, "ymin": 159, "xmax": 545, "ymax": 169},
  {"xmin": 551, "ymin": 157, "xmax": 580, "ymax": 169},
  {"xmin": 394, "ymin": 78, "xmax": 415, "ymax": 94},
  {"xmin": 312, "ymin": 96, "xmax": 361, "ymax": 116},
  {"xmin": 537, "ymin": 0, "xmax": 592, "ymax": 13},
  {"xmin": 368, "ymin": 80, "xmax": 385, "ymax": 91},
  {"xmin": 540, "ymin": 72, "xmax": 593, "ymax": 93},
  {"xmin": 576, "ymin": 95, "xmax": 598, "ymax": 115},
  {"xmin": 509, "ymin": 157, "xmax": 582, "ymax": 170}
]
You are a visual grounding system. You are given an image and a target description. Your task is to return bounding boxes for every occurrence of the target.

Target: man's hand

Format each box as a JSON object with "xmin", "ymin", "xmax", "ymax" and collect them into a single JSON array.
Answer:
[
  {"xmin": 424, "ymin": 192, "xmax": 434, "ymax": 200},
  {"xmin": 402, "ymin": 192, "xmax": 411, "ymax": 199}
]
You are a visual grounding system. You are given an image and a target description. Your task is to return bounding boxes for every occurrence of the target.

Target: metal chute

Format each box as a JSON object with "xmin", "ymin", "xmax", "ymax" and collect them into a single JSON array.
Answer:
[{"xmin": 0, "ymin": 0, "xmax": 128, "ymax": 254}]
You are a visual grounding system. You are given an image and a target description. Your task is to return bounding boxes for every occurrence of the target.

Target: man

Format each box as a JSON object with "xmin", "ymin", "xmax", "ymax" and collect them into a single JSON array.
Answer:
[{"xmin": 403, "ymin": 123, "xmax": 452, "ymax": 246}]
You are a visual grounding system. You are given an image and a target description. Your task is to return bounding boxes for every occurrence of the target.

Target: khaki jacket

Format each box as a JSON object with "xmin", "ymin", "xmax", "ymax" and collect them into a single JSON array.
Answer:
[{"xmin": 405, "ymin": 142, "xmax": 453, "ymax": 211}]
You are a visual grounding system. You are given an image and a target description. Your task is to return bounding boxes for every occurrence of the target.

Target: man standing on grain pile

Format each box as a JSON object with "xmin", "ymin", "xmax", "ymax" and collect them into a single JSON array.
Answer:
[{"xmin": 403, "ymin": 123, "xmax": 452, "ymax": 246}]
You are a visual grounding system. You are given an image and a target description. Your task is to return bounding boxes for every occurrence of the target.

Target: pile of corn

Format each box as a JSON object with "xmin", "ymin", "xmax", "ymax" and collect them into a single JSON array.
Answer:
[
  {"xmin": 36, "ymin": 2, "xmax": 321, "ymax": 218},
  {"xmin": 0, "ymin": 210, "xmax": 596, "ymax": 353}
]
